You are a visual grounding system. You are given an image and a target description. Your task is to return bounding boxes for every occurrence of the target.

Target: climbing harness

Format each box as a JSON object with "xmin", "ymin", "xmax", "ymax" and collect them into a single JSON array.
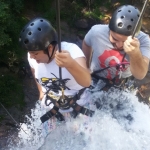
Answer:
[
  {"xmin": 40, "ymin": 67, "xmax": 95, "ymax": 124},
  {"xmin": 40, "ymin": 75, "xmax": 95, "ymax": 123}
]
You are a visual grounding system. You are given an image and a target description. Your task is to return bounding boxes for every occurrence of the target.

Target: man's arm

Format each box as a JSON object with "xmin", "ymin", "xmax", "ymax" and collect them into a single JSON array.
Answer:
[
  {"xmin": 66, "ymin": 56, "xmax": 91, "ymax": 87},
  {"xmin": 129, "ymin": 53, "xmax": 149, "ymax": 79},
  {"xmin": 124, "ymin": 36, "xmax": 149, "ymax": 79},
  {"xmin": 82, "ymin": 40, "xmax": 93, "ymax": 68},
  {"xmin": 30, "ymin": 67, "xmax": 44, "ymax": 100},
  {"xmin": 55, "ymin": 50, "xmax": 91, "ymax": 87}
]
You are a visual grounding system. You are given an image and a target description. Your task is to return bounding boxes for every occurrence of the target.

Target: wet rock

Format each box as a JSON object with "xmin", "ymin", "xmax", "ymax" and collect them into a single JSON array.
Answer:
[
  {"xmin": 125, "ymin": 114, "xmax": 133, "ymax": 122},
  {"xmin": 141, "ymin": 25, "xmax": 150, "ymax": 35},
  {"xmin": 75, "ymin": 18, "xmax": 102, "ymax": 30},
  {"xmin": 75, "ymin": 19, "xmax": 89, "ymax": 29}
]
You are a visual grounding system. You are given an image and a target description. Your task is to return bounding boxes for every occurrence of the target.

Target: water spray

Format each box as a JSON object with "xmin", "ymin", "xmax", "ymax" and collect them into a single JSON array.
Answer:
[{"xmin": 0, "ymin": 102, "xmax": 31, "ymax": 138}]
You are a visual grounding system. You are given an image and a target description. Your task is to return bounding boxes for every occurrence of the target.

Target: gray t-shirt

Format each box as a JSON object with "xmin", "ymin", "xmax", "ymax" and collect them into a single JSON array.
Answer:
[{"xmin": 85, "ymin": 24, "xmax": 150, "ymax": 79}]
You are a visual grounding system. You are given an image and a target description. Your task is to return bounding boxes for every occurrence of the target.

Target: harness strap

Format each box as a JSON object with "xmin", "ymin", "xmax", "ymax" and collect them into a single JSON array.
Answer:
[
  {"xmin": 70, "ymin": 88, "xmax": 94, "ymax": 117},
  {"xmin": 69, "ymin": 98, "xmax": 95, "ymax": 118},
  {"xmin": 40, "ymin": 106, "xmax": 65, "ymax": 123},
  {"xmin": 92, "ymin": 73, "xmax": 129, "ymax": 90},
  {"xmin": 92, "ymin": 74, "xmax": 114, "ymax": 89}
]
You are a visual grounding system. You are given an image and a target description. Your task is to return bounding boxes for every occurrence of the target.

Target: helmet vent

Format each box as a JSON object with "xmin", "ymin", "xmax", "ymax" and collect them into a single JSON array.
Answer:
[
  {"xmin": 131, "ymin": 19, "xmax": 134, "ymax": 21},
  {"xmin": 30, "ymin": 23, "xmax": 34, "ymax": 26},
  {"xmin": 38, "ymin": 28, "xmax": 42, "ymax": 31},
  {"xmin": 128, "ymin": 10, "xmax": 131, "ymax": 13},
  {"xmin": 28, "ymin": 32, "xmax": 32, "ymax": 35},
  {"xmin": 118, "ymin": 10, "xmax": 121, "ymax": 12},
  {"xmin": 118, "ymin": 22, "xmax": 123, "ymax": 28},
  {"xmin": 40, "ymin": 19, "xmax": 43, "ymax": 22},
  {"xmin": 24, "ymin": 39, "xmax": 29, "ymax": 44},
  {"xmin": 127, "ymin": 25, "xmax": 132, "ymax": 31},
  {"xmin": 121, "ymin": 16, "xmax": 125, "ymax": 19}
]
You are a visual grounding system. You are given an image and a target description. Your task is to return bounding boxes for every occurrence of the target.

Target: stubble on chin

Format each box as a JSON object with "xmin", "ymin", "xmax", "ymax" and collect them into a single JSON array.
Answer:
[{"xmin": 112, "ymin": 43, "xmax": 123, "ymax": 51}]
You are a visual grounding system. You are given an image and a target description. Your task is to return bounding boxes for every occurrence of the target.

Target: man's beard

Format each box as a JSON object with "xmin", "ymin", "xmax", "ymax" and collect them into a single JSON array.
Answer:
[{"xmin": 112, "ymin": 43, "xmax": 123, "ymax": 51}]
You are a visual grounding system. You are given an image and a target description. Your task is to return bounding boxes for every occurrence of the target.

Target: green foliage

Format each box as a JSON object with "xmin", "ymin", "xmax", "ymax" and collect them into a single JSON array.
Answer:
[
  {"xmin": 0, "ymin": 73, "xmax": 25, "ymax": 109},
  {"xmin": 84, "ymin": 7, "xmax": 105, "ymax": 20},
  {"xmin": 0, "ymin": 0, "xmax": 26, "ymax": 67},
  {"xmin": 35, "ymin": 0, "xmax": 54, "ymax": 12},
  {"xmin": 0, "ymin": 1, "xmax": 11, "ymax": 47},
  {"xmin": 0, "ymin": 0, "xmax": 26, "ymax": 112}
]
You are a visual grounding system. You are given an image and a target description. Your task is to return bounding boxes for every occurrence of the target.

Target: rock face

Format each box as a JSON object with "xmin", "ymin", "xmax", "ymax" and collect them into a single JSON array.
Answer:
[
  {"xmin": 75, "ymin": 18, "xmax": 102, "ymax": 30},
  {"xmin": 0, "ymin": 62, "xmax": 39, "ymax": 149}
]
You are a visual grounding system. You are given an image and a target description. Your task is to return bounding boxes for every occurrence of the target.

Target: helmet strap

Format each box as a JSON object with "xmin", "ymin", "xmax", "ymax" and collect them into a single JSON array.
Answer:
[{"xmin": 45, "ymin": 44, "xmax": 56, "ymax": 63}]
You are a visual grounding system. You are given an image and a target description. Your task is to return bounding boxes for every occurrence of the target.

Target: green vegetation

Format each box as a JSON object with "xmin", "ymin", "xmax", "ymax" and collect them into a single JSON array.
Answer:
[
  {"xmin": 0, "ymin": 73, "xmax": 24, "ymax": 108},
  {"xmin": 0, "ymin": 0, "xmax": 26, "ymax": 66},
  {"xmin": 0, "ymin": 0, "xmax": 26, "ymax": 113}
]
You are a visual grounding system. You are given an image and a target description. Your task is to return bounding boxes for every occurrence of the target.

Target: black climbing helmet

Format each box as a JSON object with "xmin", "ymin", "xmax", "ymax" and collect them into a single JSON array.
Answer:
[
  {"xmin": 19, "ymin": 17, "xmax": 58, "ymax": 51},
  {"xmin": 109, "ymin": 5, "xmax": 141, "ymax": 36}
]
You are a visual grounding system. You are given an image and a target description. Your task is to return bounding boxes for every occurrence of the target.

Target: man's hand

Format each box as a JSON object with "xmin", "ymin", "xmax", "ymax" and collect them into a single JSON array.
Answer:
[
  {"xmin": 123, "ymin": 36, "xmax": 140, "ymax": 55},
  {"xmin": 55, "ymin": 50, "xmax": 91, "ymax": 87},
  {"xmin": 123, "ymin": 36, "xmax": 149, "ymax": 79},
  {"xmin": 55, "ymin": 50, "xmax": 74, "ymax": 68}
]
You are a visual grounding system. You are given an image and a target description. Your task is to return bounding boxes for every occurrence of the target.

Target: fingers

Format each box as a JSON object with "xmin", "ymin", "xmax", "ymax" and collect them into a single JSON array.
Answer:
[
  {"xmin": 55, "ymin": 50, "xmax": 68, "ymax": 59},
  {"xmin": 55, "ymin": 50, "xmax": 68, "ymax": 61},
  {"xmin": 55, "ymin": 58, "xmax": 63, "ymax": 67},
  {"xmin": 55, "ymin": 50, "xmax": 73, "ymax": 67},
  {"xmin": 123, "ymin": 36, "xmax": 140, "ymax": 55},
  {"xmin": 126, "ymin": 36, "xmax": 139, "ymax": 47}
]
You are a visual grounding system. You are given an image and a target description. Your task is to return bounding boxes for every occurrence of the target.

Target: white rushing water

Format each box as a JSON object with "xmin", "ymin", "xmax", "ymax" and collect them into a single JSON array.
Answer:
[{"xmin": 7, "ymin": 80, "xmax": 150, "ymax": 150}]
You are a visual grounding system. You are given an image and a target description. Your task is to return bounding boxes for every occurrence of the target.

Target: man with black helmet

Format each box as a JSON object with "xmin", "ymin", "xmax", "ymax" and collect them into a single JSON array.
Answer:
[
  {"xmin": 82, "ymin": 5, "xmax": 150, "ymax": 81},
  {"xmin": 19, "ymin": 18, "xmax": 93, "ymax": 131}
]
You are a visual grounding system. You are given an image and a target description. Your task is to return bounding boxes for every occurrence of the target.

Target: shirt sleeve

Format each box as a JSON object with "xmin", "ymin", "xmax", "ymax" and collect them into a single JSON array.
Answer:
[
  {"xmin": 70, "ymin": 43, "xmax": 85, "ymax": 59},
  {"xmin": 63, "ymin": 42, "xmax": 85, "ymax": 59},
  {"xmin": 84, "ymin": 26, "xmax": 94, "ymax": 47},
  {"xmin": 138, "ymin": 32, "xmax": 150, "ymax": 59}
]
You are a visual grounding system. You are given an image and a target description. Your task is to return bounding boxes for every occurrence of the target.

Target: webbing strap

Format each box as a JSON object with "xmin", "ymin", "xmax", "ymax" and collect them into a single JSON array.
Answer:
[
  {"xmin": 40, "ymin": 106, "xmax": 65, "ymax": 123},
  {"xmin": 69, "ymin": 99, "xmax": 95, "ymax": 118},
  {"xmin": 40, "ymin": 88, "xmax": 95, "ymax": 123}
]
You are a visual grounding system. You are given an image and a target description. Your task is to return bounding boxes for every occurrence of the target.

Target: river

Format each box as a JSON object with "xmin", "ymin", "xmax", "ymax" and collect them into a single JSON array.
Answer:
[{"xmin": 5, "ymin": 80, "xmax": 150, "ymax": 150}]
